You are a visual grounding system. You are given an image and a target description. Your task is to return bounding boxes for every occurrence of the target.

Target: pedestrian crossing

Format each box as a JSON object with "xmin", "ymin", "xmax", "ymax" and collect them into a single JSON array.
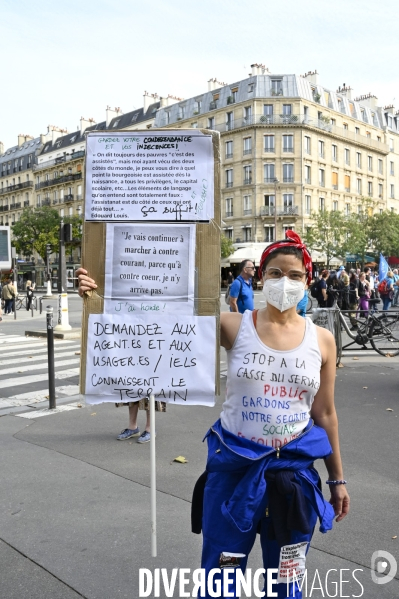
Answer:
[{"xmin": 0, "ymin": 334, "xmax": 81, "ymax": 409}]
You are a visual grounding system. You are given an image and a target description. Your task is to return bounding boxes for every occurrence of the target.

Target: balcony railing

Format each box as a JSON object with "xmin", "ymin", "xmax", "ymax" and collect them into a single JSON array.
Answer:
[
  {"xmin": 225, "ymin": 122, "xmax": 234, "ymax": 131},
  {"xmin": 53, "ymin": 199, "xmax": 58, "ymax": 204},
  {"xmin": 10, "ymin": 204, "xmax": 15, "ymax": 210},
  {"xmin": 278, "ymin": 206, "xmax": 299, "ymax": 216},
  {"xmin": 65, "ymin": 194, "xmax": 74, "ymax": 202},
  {"xmin": 24, "ymin": 200, "xmax": 29, "ymax": 207},
  {"xmin": 225, "ymin": 152, "xmax": 233, "ymax": 159},
  {"xmin": 345, "ymin": 187, "xmax": 350, "ymax": 192},
  {"xmin": 304, "ymin": 178, "xmax": 311, "ymax": 184},
  {"xmin": 319, "ymin": 181, "xmax": 325, "ymax": 187},
  {"xmin": 226, "ymin": 181, "xmax": 233, "ymax": 188},
  {"xmin": 264, "ymin": 146, "xmax": 275, "ymax": 152},
  {"xmin": 33, "ymin": 150, "xmax": 85, "ymax": 171},
  {"xmin": 264, "ymin": 177, "xmax": 276, "ymax": 183},
  {"xmin": 198, "ymin": 114, "xmax": 390, "ymax": 153},
  {"xmin": 283, "ymin": 147, "xmax": 294, "ymax": 153},
  {"xmin": 225, "ymin": 210, "xmax": 233, "ymax": 217},
  {"xmin": 243, "ymin": 149, "xmax": 252, "ymax": 155},
  {"xmin": 0, "ymin": 180, "xmax": 34, "ymax": 195},
  {"xmin": 283, "ymin": 177, "xmax": 294, "ymax": 183},
  {"xmin": 259, "ymin": 206, "xmax": 275, "ymax": 216},
  {"xmin": 243, "ymin": 178, "xmax": 252, "ymax": 185},
  {"xmin": 42, "ymin": 199, "xmax": 51, "ymax": 206},
  {"xmin": 77, "ymin": 194, "xmax": 83, "ymax": 200},
  {"xmin": 35, "ymin": 172, "xmax": 82, "ymax": 190},
  {"xmin": 332, "ymin": 184, "xmax": 338, "ymax": 190},
  {"xmin": 243, "ymin": 209, "xmax": 252, "ymax": 215}
]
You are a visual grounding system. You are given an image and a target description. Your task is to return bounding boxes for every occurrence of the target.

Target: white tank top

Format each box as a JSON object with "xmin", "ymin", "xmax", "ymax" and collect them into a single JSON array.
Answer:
[{"xmin": 220, "ymin": 310, "xmax": 322, "ymax": 448}]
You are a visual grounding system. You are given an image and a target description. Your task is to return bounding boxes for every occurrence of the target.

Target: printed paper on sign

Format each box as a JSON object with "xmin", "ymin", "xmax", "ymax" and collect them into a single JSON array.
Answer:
[
  {"xmin": 85, "ymin": 313, "xmax": 216, "ymax": 406},
  {"xmin": 104, "ymin": 223, "xmax": 195, "ymax": 315},
  {"xmin": 85, "ymin": 131, "xmax": 214, "ymax": 222},
  {"xmin": 277, "ymin": 542, "xmax": 308, "ymax": 584}
]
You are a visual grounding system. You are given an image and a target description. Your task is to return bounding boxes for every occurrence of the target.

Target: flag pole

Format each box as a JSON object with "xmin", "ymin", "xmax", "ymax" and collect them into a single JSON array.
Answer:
[{"xmin": 150, "ymin": 393, "xmax": 157, "ymax": 557}]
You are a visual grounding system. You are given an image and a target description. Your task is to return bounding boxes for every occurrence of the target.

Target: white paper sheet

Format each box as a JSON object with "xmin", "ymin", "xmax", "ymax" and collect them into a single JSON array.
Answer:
[
  {"xmin": 85, "ymin": 131, "xmax": 214, "ymax": 222},
  {"xmin": 85, "ymin": 314, "xmax": 216, "ymax": 406},
  {"xmin": 104, "ymin": 224, "xmax": 195, "ymax": 315}
]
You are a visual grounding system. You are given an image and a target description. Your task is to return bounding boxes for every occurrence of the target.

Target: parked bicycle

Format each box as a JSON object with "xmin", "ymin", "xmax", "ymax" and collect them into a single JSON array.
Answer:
[
  {"xmin": 311, "ymin": 289, "xmax": 399, "ymax": 363},
  {"xmin": 15, "ymin": 295, "xmax": 38, "ymax": 311}
]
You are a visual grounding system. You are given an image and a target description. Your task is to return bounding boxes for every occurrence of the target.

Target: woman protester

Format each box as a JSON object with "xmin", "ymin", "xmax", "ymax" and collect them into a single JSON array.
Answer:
[
  {"xmin": 77, "ymin": 231, "xmax": 350, "ymax": 598},
  {"xmin": 379, "ymin": 270, "xmax": 395, "ymax": 312},
  {"xmin": 356, "ymin": 272, "xmax": 370, "ymax": 318}
]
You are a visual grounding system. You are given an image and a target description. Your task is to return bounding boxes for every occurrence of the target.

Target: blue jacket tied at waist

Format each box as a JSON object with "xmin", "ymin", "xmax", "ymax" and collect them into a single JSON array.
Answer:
[{"xmin": 204, "ymin": 419, "xmax": 335, "ymax": 536}]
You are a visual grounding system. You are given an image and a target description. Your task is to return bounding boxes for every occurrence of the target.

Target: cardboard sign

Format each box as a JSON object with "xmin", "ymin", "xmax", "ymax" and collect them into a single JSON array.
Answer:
[
  {"xmin": 104, "ymin": 223, "xmax": 195, "ymax": 315},
  {"xmin": 85, "ymin": 314, "xmax": 216, "ymax": 406},
  {"xmin": 85, "ymin": 130, "xmax": 214, "ymax": 222}
]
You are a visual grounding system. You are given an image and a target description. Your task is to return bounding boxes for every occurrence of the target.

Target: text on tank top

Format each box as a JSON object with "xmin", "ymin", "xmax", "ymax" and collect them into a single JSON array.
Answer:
[{"xmin": 220, "ymin": 310, "xmax": 322, "ymax": 448}]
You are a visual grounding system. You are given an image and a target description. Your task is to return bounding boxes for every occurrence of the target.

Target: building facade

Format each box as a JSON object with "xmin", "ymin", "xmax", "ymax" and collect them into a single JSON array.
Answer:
[{"xmin": 154, "ymin": 66, "xmax": 399, "ymax": 243}]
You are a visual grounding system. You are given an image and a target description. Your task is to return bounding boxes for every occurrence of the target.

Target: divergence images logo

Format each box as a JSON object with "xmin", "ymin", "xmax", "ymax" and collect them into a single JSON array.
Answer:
[{"xmin": 371, "ymin": 551, "xmax": 397, "ymax": 585}]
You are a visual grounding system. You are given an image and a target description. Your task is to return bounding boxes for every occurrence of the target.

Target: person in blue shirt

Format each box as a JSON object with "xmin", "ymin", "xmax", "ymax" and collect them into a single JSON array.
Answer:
[
  {"xmin": 296, "ymin": 288, "xmax": 308, "ymax": 317},
  {"xmin": 229, "ymin": 259, "xmax": 254, "ymax": 313}
]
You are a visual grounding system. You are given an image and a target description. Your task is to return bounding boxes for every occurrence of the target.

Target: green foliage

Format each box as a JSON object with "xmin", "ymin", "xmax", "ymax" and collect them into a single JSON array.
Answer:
[
  {"xmin": 11, "ymin": 206, "xmax": 82, "ymax": 261},
  {"xmin": 305, "ymin": 198, "xmax": 399, "ymax": 268},
  {"xmin": 304, "ymin": 209, "xmax": 345, "ymax": 267},
  {"xmin": 221, "ymin": 234, "xmax": 235, "ymax": 259}
]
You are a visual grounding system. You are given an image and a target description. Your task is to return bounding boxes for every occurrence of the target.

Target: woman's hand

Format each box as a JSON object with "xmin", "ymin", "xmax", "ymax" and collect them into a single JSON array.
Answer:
[
  {"xmin": 76, "ymin": 268, "xmax": 97, "ymax": 297},
  {"xmin": 329, "ymin": 484, "xmax": 350, "ymax": 522}
]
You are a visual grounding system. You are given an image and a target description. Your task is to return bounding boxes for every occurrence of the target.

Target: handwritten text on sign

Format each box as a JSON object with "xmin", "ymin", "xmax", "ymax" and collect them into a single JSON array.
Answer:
[
  {"xmin": 85, "ymin": 131, "xmax": 214, "ymax": 222},
  {"xmin": 85, "ymin": 314, "xmax": 216, "ymax": 406},
  {"xmin": 104, "ymin": 224, "xmax": 195, "ymax": 315}
]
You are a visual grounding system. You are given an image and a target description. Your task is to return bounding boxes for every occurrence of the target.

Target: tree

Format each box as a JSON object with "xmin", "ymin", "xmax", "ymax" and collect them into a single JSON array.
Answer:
[
  {"xmin": 12, "ymin": 206, "xmax": 61, "ymax": 261},
  {"xmin": 369, "ymin": 211, "xmax": 399, "ymax": 257},
  {"xmin": 304, "ymin": 210, "xmax": 345, "ymax": 267},
  {"xmin": 221, "ymin": 234, "xmax": 235, "ymax": 259}
]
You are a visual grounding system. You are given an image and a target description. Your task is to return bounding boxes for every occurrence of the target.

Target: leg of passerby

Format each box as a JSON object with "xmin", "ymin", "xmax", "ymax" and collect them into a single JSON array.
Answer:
[
  {"xmin": 357, "ymin": 297, "xmax": 369, "ymax": 319},
  {"xmin": 117, "ymin": 402, "xmax": 141, "ymax": 440},
  {"xmin": 382, "ymin": 296, "xmax": 392, "ymax": 312},
  {"xmin": 26, "ymin": 296, "xmax": 32, "ymax": 311},
  {"xmin": 349, "ymin": 302, "xmax": 358, "ymax": 329},
  {"xmin": 393, "ymin": 287, "xmax": 399, "ymax": 307},
  {"xmin": 5, "ymin": 298, "xmax": 13, "ymax": 314}
]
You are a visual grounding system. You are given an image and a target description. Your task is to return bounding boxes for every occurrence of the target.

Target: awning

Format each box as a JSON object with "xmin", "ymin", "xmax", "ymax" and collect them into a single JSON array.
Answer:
[
  {"xmin": 345, "ymin": 254, "xmax": 375, "ymax": 262},
  {"xmin": 223, "ymin": 243, "xmax": 270, "ymax": 266}
]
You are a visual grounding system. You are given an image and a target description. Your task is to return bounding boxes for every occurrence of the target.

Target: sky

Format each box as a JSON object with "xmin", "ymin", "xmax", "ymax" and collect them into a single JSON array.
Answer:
[{"xmin": 1, "ymin": 0, "xmax": 399, "ymax": 150}]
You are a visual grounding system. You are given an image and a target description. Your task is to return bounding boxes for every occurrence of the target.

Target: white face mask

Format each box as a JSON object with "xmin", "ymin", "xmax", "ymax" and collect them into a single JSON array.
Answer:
[{"xmin": 262, "ymin": 277, "xmax": 305, "ymax": 312}]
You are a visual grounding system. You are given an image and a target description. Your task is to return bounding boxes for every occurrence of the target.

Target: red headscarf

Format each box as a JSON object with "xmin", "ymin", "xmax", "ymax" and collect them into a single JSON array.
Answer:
[{"xmin": 258, "ymin": 230, "xmax": 313, "ymax": 285}]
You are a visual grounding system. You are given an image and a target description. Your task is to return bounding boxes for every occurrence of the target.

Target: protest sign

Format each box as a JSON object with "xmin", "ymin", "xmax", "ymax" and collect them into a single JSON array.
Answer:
[
  {"xmin": 104, "ymin": 223, "xmax": 195, "ymax": 315},
  {"xmin": 80, "ymin": 129, "xmax": 221, "ymax": 403},
  {"xmin": 85, "ymin": 313, "xmax": 216, "ymax": 406},
  {"xmin": 85, "ymin": 130, "xmax": 214, "ymax": 222}
]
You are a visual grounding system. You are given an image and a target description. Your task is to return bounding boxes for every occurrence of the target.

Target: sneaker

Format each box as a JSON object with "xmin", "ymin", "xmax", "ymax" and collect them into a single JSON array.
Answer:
[
  {"xmin": 137, "ymin": 431, "xmax": 155, "ymax": 444},
  {"xmin": 117, "ymin": 427, "xmax": 140, "ymax": 440}
]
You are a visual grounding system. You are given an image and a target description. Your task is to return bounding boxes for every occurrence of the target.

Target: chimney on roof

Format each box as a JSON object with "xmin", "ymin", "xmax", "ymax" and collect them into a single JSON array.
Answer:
[
  {"xmin": 106, "ymin": 106, "xmax": 123, "ymax": 127},
  {"xmin": 80, "ymin": 116, "xmax": 95, "ymax": 134},
  {"xmin": 18, "ymin": 134, "xmax": 25, "ymax": 147},
  {"xmin": 0, "ymin": 142, "xmax": 4, "ymax": 155},
  {"xmin": 337, "ymin": 84, "xmax": 353, "ymax": 100},
  {"xmin": 354, "ymin": 93, "xmax": 378, "ymax": 110},
  {"xmin": 302, "ymin": 70, "xmax": 319, "ymax": 85},
  {"xmin": 250, "ymin": 63, "xmax": 269, "ymax": 76},
  {"xmin": 208, "ymin": 78, "xmax": 217, "ymax": 92},
  {"xmin": 160, "ymin": 96, "xmax": 169, "ymax": 108},
  {"xmin": 143, "ymin": 92, "xmax": 158, "ymax": 113}
]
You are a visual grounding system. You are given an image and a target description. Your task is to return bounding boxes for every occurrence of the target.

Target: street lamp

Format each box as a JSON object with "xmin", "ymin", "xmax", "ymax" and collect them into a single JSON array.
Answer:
[{"xmin": 273, "ymin": 178, "xmax": 279, "ymax": 241}]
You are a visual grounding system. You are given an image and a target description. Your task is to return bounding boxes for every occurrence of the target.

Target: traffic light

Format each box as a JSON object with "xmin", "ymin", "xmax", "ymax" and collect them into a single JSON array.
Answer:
[
  {"xmin": 46, "ymin": 244, "xmax": 52, "ymax": 257},
  {"xmin": 63, "ymin": 224, "xmax": 73, "ymax": 242}
]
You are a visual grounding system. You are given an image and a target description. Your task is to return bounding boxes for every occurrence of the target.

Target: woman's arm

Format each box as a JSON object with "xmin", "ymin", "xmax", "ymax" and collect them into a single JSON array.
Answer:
[{"xmin": 311, "ymin": 327, "xmax": 350, "ymax": 522}]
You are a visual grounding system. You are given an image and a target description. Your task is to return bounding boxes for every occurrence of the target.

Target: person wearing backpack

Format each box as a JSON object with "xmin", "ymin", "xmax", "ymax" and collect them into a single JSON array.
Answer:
[
  {"xmin": 228, "ymin": 259, "xmax": 254, "ymax": 313},
  {"xmin": 379, "ymin": 270, "xmax": 395, "ymax": 312},
  {"xmin": 317, "ymin": 270, "xmax": 329, "ymax": 307}
]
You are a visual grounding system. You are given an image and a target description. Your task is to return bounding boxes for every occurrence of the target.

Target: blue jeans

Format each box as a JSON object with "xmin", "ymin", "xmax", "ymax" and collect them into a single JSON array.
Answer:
[{"xmin": 382, "ymin": 296, "xmax": 392, "ymax": 311}]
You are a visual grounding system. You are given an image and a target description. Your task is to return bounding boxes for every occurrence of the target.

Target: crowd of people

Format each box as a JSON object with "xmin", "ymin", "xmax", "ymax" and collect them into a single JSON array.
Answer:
[{"xmin": 312, "ymin": 266, "xmax": 399, "ymax": 329}]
